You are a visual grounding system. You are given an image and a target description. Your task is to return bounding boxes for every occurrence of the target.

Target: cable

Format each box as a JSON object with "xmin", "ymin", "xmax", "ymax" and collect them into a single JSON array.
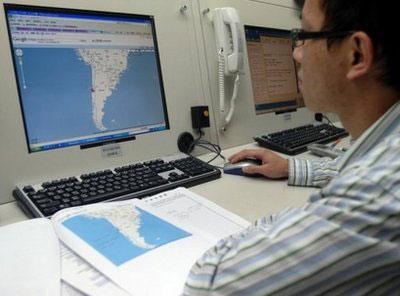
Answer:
[
  {"xmin": 316, "ymin": 112, "xmax": 335, "ymax": 126},
  {"xmin": 322, "ymin": 114, "xmax": 335, "ymax": 126},
  {"xmin": 224, "ymin": 73, "xmax": 240, "ymax": 125},
  {"xmin": 186, "ymin": 128, "xmax": 226, "ymax": 168},
  {"xmin": 187, "ymin": 129, "xmax": 202, "ymax": 153},
  {"xmin": 218, "ymin": 48, "xmax": 225, "ymax": 115},
  {"xmin": 218, "ymin": 48, "xmax": 240, "ymax": 131},
  {"xmin": 196, "ymin": 142, "xmax": 225, "ymax": 163}
]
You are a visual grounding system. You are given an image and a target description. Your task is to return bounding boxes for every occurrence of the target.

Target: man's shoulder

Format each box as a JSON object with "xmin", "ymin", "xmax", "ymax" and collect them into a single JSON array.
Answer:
[
  {"xmin": 326, "ymin": 133, "xmax": 400, "ymax": 196},
  {"xmin": 348, "ymin": 133, "xmax": 400, "ymax": 171}
]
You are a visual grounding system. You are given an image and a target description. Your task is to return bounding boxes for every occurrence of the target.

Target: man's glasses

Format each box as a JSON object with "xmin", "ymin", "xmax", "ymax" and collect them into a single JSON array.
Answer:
[{"xmin": 291, "ymin": 29, "xmax": 353, "ymax": 47}]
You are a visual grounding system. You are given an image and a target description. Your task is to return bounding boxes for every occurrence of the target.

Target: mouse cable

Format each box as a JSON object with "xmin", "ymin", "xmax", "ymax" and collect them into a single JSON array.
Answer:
[
  {"xmin": 187, "ymin": 128, "xmax": 226, "ymax": 169},
  {"xmin": 322, "ymin": 114, "xmax": 335, "ymax": 126}
]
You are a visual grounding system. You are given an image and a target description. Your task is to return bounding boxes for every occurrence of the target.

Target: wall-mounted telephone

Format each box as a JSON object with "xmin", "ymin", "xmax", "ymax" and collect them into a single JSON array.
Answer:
[{"xmin": 212, "ymin": 7, "xmax": 244, "ymax": 131}]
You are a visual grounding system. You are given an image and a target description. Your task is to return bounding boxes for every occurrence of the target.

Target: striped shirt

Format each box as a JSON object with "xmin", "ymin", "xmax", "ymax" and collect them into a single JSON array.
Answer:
[
  {"xmin": 288, "ymin": 156, "xmax": 341, "ymax": 188},
  {"xmin": 183, "ymin": 101, "xmax": 400, "ymax": 295}
]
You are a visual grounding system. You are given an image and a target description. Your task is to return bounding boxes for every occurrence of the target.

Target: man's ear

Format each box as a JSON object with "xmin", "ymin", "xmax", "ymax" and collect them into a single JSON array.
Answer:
[{"xmin": 347, "ymin": 32, "xmax": 374, "ymax": 80}]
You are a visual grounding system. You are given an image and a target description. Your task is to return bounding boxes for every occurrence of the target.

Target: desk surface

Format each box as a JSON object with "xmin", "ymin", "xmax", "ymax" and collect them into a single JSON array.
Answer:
[{"xmin": 0, "ymin": 143, "xmax": 318, "ymax": 226}]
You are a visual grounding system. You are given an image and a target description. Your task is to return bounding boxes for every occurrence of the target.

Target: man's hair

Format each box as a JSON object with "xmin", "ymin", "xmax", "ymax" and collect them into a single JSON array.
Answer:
[{"xmin": 299, "ymin": 0, "xmax": 400, "ymax": 91}]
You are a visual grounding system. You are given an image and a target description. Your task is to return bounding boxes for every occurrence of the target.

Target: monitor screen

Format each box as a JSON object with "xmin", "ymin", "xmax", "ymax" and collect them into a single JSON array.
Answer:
[
  {"xmin": 245, "ymin": 25, "xmax": 304, "ymax": 115},
  {"xmin": 4, "ymin": 4, "xmax": 169, "ymax": 153}
]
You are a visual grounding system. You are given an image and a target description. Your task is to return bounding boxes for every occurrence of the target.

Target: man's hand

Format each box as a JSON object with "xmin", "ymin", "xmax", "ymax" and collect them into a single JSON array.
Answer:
[{"xmin": 229, "ymin": 148, "xmax": 289, "ymax": 179}]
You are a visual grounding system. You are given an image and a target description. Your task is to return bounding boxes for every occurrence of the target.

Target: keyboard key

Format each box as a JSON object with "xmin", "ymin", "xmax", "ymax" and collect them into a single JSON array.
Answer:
[{"xmin": 82, "ymin": 188, "xmax": 132, "ymax": 204}]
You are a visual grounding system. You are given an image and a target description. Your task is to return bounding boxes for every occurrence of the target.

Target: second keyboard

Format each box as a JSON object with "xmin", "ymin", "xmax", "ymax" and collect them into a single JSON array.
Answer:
[{"xmin": 254, "ymin": 123, "xmax": 349, "ymax": 155}]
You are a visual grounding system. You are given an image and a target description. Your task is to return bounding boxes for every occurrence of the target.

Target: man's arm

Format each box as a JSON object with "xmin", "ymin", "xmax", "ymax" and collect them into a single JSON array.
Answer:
[
  {"xmin": 229, "ymin": 148, "xmax": 340, "ymax": 188},
  {"xmin": 288, "ymin": 156, "xmax": 340, "ymax": 187}
]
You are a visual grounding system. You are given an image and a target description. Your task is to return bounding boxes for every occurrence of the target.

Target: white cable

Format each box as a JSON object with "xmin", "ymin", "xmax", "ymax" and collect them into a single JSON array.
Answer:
[
  {"xmin": 224, "ymin": 74, "xmax": 240, "ymax": 124},
  {"xmin": 218, "ymin": 48, "xmax": 225, "ymax": 114},
  {"xmin": 218, "ymin": 48, "xmax": 240, "ymax": 131}
]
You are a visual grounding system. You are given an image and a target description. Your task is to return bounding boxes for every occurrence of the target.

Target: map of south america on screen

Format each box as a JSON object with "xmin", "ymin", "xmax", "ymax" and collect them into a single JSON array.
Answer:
[
  {"xmin": 76, "ymin": 48, "xmax": 141, "ymax": 131},
  {"xmin": 6, "ymin": 8, "xmax": 168, "ymax": 151},
  {"xmin": 15, "ymin": 48, "xmax": 164, "ymax": 144}
]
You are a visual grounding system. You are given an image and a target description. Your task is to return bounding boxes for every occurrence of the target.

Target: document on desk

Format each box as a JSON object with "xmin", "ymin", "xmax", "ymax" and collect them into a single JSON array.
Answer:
[
  {"xmin": 0, "ymin": 218, "xmax": 60, "ymax": 296},
  {"xmin": 52, "ymin": 195, "xmax": 216, "ymax": 296},
  {"xmin": 61, "ymin": 281, "xmax": 85, "ymax": 296},
  {"xmin": 60, "ymin": 243, "xmax": 130, "ymax": 296},
  {"xmin": 51, "ymin": 187, "xmax": 250, "ymax": 295},
  {"xmin": 144, "ymin": 187, "xmax": 251, "ymax": 240}
]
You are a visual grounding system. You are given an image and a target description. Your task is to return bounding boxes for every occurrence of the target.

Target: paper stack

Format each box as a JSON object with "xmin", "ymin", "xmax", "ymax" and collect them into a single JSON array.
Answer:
[{"xmin": 0, "ymin": 188, "xmax": 250, "ymax": 296}]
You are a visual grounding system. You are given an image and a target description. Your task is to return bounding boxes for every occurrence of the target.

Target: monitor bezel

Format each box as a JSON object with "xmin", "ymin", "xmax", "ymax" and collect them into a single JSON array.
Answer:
[{"xmin": 3, "ymin": 3, "xmax": 170, "ymax": 153}]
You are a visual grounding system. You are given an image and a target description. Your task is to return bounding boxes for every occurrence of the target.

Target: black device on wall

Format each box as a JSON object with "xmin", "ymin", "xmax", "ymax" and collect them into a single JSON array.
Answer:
[
  {"xmin": 177, "ymin": 105, "xmax": 210, "ymax": 154},
  {"xmin": 177, "ymin": 105, "xmax": 224, "ymax": 165},
  {"xmin": 191, "ymin": 106, "xmax": 210, "ymax": 130}
]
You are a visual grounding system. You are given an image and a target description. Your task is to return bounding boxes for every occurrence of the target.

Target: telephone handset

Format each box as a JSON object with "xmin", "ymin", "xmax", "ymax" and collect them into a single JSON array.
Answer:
[{"xmin": 212, "ymin": 7, "xmax": 244, "ymax": 131}]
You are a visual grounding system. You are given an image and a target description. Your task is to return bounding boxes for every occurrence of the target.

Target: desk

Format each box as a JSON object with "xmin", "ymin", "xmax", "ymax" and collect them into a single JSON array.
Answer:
[{"xmin": 0, "ymin": 142, "xmax": 318, "ymax": 226}]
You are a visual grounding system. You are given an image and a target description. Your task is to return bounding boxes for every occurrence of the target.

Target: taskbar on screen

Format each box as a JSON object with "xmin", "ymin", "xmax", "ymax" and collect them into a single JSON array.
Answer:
[{"xmin": 30, "ymin": 125, "xmax": 166, "ymax": 152}]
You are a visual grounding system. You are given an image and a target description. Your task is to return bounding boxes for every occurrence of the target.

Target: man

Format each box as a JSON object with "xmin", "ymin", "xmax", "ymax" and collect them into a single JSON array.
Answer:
[{"xmin": 183, "ymin": 0, "xmax": 400, "ymax": 294}]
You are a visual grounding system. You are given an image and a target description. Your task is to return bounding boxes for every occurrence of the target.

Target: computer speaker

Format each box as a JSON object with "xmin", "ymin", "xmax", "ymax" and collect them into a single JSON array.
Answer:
[{"xmin": 177, "ymin": 132, "xmax": 195, "ymax": 154}]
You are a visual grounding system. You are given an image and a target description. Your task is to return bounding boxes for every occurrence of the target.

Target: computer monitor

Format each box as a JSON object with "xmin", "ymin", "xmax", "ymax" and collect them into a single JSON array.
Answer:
[
  {"xmin": 4, "ymin": 4, "xmax": 169, "ymax": 153},
  {"xmin": 244, "ymin": 25, "xmax": 304, "ymax": 115}
]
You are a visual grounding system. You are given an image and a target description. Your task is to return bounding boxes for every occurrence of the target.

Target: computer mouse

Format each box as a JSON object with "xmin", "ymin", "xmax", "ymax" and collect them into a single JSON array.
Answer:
[{"xmin": 223, "ymin": 158, "xmax": 263, "ymax": 177}]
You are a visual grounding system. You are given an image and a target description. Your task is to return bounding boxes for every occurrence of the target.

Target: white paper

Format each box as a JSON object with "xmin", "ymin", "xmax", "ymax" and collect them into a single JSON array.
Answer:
[
  {"xmin": 52, "ymin": 198, "xmax": 215, "ymax": 296},
  {"xmin": 61, "ymin": 281, "xmax": 85, "ymax": 296},
  {"xmin": 0, "ymin": 218, "xmax": 60, "ymax": 296},
  {"xmin": 60, "ymin": 243, "xmax": 130, "ymax": 296},
  {"xmin": 144, "ymin": 187, "xmax": 251, "ymax": 240}
]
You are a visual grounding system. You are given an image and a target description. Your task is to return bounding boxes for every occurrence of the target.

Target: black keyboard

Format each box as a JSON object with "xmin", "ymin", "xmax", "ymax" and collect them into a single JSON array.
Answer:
[
  {"xmin": 13, "ymin": 154, "xmax": 221, "ymax": 218},
  {"xmin": 254, "ymin": 123, "xmax": 349, "ymax": 155}
]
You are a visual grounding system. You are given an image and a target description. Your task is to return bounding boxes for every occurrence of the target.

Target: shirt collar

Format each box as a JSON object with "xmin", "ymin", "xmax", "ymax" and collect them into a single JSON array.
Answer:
[{"xmin": 338, "ymin": 100, "xmax": 400, "ymax": 171}]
